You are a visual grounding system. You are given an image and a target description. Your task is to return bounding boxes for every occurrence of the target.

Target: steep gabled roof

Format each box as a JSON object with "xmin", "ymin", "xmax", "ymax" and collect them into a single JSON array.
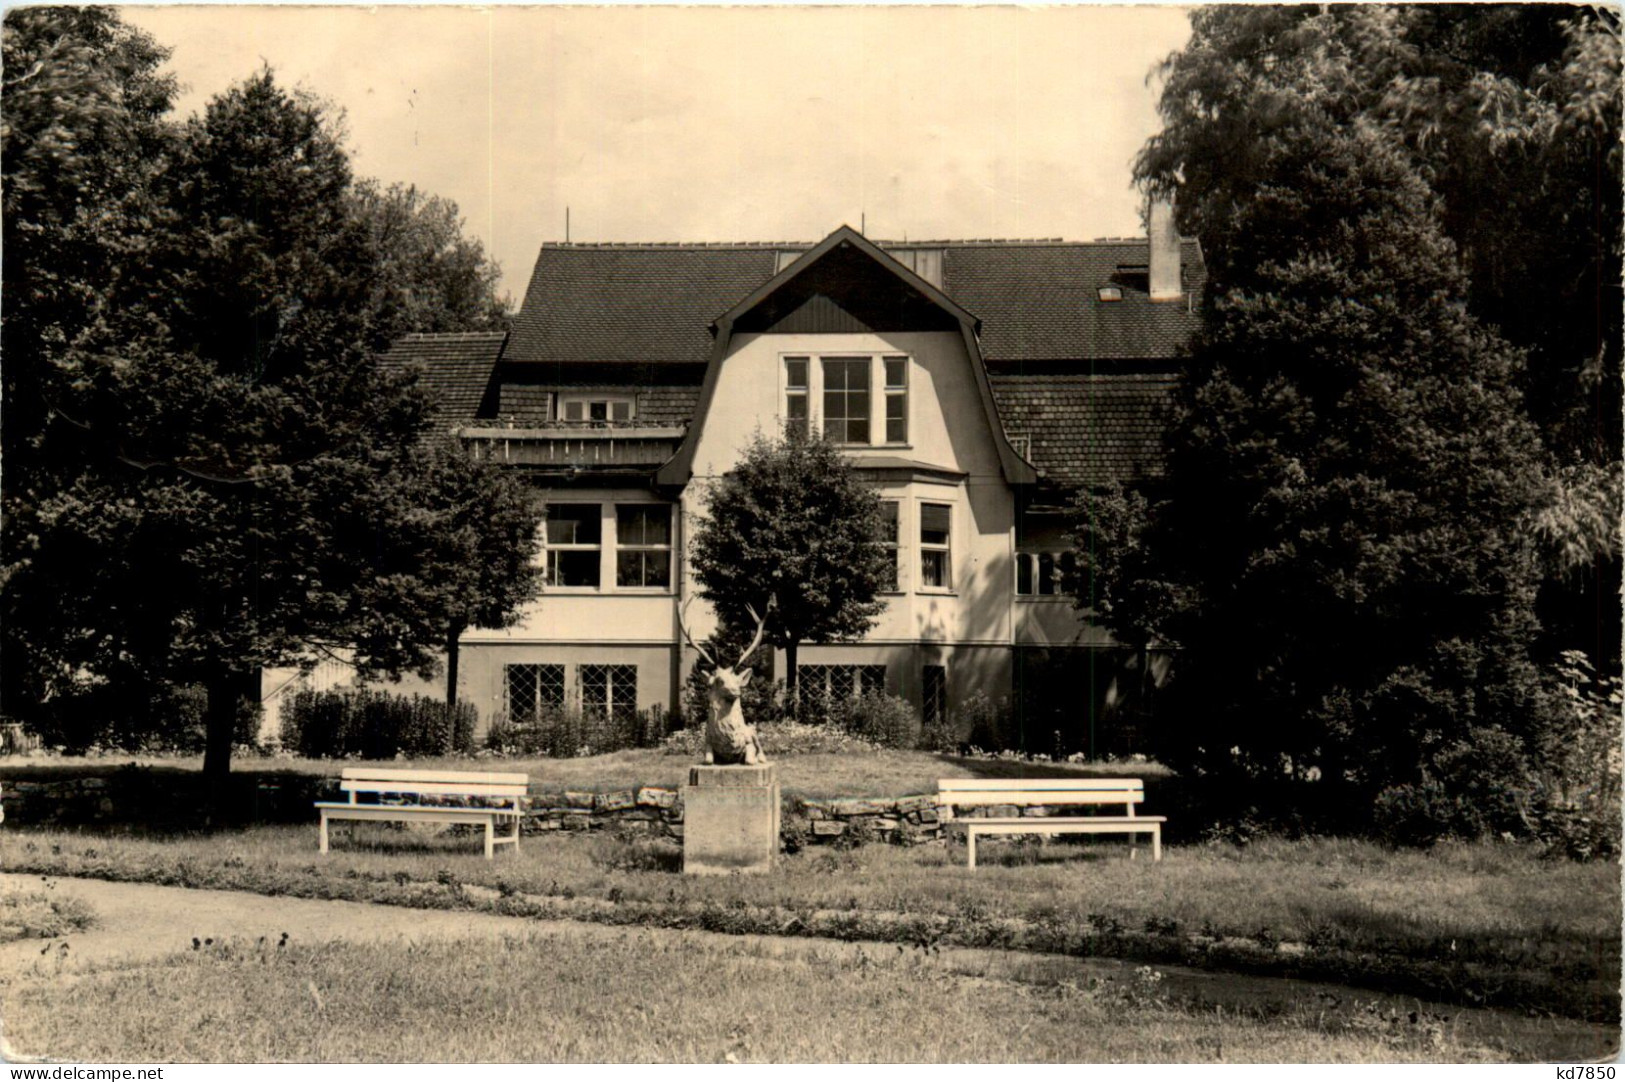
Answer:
[
  {"xmin": 507, "ymin": 247, "xmax": 774, "ymax": 365},
  {"xmin": 655, "ymin": 226, "xmax": 1037, "ymax": 487},
  {"xmin": 504, "ymin": 237, "xmax": 1205, "ymax": 366},
  {"xmin": 378, "ymin": 331, "xmax": 506, "ymax": 428}
]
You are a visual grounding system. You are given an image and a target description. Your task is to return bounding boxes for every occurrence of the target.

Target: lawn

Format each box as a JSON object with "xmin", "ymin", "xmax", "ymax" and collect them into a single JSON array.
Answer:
[
  {"xmin": 0, "ymin": 746, "xmax": 1166, "ymax": 805},
  {"xmin": 3, "ymin": 748, "xmax": 1618, "ymax": 1027},
  {"xmin": 5, "ymin": 822, "xmax": 1617, "ymax": 1024},
  {"xmin": 4, "ymin": 927, "xmax": 1611, "ymax": 1062}
]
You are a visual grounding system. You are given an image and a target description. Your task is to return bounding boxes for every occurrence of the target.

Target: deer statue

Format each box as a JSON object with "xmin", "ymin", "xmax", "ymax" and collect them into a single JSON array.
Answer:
[{"xmin": 678, "ymin": 595, "xmax": 773, "ymax": 766}]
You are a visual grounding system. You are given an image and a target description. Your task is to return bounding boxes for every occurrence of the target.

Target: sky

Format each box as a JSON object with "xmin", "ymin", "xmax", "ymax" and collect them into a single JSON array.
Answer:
[{"xmin": 120, "ymin": 5, "xmax": 1194, "ymax": 305}]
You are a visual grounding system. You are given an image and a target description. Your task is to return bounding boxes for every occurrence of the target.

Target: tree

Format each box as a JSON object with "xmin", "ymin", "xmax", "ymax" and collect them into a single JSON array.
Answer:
[
  {"xmin": 1135, "ymin": 4, "xmax": 1622, "ymax": 665},
  {"xmin": 688, "ymin": 428, "xmax": 891, "ymax": 701},
  {"xmin": 0, "ymin": 64, "xmax": 506, "ymax": 801},
  {"xmin": 400, "ymin": 440, "xmax": 544, "ymax": 709},
  {"xmin": 353, "ymin": 180, "xmax": 510, "ymax": 347},
  {"xmin": 1080, "ymin": 46, "xmax": 1557, "ymax": 827},
  {"xmin": 1, "ymin": 7, "xmax": 177, "ymax": 727}
]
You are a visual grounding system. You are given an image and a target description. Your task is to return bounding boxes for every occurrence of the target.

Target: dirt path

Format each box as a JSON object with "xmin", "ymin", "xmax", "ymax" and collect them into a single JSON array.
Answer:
[
  {"xmin": 1, "ymin": 873, "xmax": 550, "ymax": 969},
  {"xmin": 2, "ymin": 872, "xmax": 1615, "ymax": 1067}
]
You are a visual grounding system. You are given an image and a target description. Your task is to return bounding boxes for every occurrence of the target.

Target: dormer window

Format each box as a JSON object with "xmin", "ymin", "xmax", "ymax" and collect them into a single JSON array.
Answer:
[
  {"xmin": 782, "ymin": 352, "xmax": 911, "ymax": 447},
  {"xmin": 1098, "ymin": 285, "xmax": 1123, "ymax": 302},
  {"xmin": 558, "ymin": 394, "xmax": 634, "ymax": 423}
]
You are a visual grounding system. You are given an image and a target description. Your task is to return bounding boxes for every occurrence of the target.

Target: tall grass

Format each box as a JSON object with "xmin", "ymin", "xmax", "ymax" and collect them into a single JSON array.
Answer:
[{"xmin": 0, "ymin": 885, "xmax": 95, "ymax": 943}]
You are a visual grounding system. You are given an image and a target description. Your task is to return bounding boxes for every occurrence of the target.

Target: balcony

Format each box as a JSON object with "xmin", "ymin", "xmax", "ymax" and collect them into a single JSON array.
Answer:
[{"xmin": 457, "ymin": 423, "xmax": 685, "ymax": 473}]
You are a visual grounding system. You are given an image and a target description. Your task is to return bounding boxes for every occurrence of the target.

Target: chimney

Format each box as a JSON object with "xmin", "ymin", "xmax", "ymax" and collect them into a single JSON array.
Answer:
[{"xmin": 1148, "ymin": 199, "xmax": 1182, "ymax": 302}]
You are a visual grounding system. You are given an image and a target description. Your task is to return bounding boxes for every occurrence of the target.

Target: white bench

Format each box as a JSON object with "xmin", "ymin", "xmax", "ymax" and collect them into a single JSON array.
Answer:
[
  {"xmin": 937, "ymin": 777, "xmax": 1166, "ymax": 869},
  {"xmin": 315, "ymin": 768, "xmax": 529, "ymax": 859}
]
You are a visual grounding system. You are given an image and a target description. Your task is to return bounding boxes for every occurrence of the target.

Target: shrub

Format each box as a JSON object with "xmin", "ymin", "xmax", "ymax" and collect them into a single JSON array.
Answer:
[
  {"xmin": 1372, "ymin": 780, "xmax": 1471, "ymax": 848},
  {"xmin": 280, "ymin": 690, "xmax": 475, "ymax": 759},
  {"xmin": 1529, "ymin": 652, "xmax": 1622, "ymax": 859},
  {"xmin": 660, "ymin": 719, "xmax": 880, "ymax": 758},
  {"xmin": 830, "ymin": 691, "xmax": 919, "ymax": 749},
  {"xmin": 917, "ymin": 711, "xmax": 959, "ymax": 753},
  {"xmin": 485, "ymin": 704, "xmax": 672, "ymax": 758},
  {"xmin": 956, "ymin": 690, "xmax": 1017, "ymax": 752},
  {"xmin": 25, "ymin": 678, "xmax": 257, "ymax": 755},
  {"xmin": 1427, "ymin": 726, "xmax": 1533, "ymax": 837}
]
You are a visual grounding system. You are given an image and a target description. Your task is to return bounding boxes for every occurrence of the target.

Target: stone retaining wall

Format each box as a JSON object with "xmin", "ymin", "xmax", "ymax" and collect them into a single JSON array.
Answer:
[{"xmin": 0, "ymin": 774, "xmax": 1086, "ymax": 848}]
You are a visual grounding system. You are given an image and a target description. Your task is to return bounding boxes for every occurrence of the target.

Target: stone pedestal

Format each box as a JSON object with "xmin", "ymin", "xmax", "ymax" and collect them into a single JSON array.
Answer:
[{"xmin": 681, "ymin": 764, "xmax": 780, "ymax": 875}]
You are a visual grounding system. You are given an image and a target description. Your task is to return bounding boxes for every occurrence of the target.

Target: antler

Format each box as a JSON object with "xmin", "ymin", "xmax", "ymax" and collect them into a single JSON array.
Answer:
[
  {"xmin": 737, "ymin": 594, "xmax": 776, "ymax": 669},
  {"xmin": 677, "ymin": 594, "xmax": 718, "ymax": 669}
]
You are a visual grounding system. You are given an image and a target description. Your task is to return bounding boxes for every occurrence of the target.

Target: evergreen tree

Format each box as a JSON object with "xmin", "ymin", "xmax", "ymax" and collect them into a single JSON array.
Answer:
[
  {"xmin": 1078, "ymin": 46, "xmax": 1557, "ymax": 825},
  {"xmin": 1136, "ymin": 4, "xmax": 1622, "ymax": 663}
]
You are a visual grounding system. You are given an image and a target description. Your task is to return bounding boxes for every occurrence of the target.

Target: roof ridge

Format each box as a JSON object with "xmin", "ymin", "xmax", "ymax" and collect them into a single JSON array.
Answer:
[
  {"xmin": 397, "ymin": 330, "xmax": 509, "ymax": 340},
  {"xmin": 539, "ymin": 237, "xmax": 1193, "ymax": 251}
]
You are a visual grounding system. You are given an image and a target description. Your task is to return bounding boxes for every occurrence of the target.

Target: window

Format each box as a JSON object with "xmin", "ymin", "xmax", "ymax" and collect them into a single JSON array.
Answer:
[
  {"xmin": 784, "ymin": 357, "xmax": 809, "ymax": 435},
  {"xmin": 615, "ymin": 504, "xmax": 672, "ymax": 589},
  {"xmin": 581, "ymin": 663, "xmax": 638, "ymax": 724},
  {"xmin": 800, "ymin": 664, "xmax": 886, "ymax": 702},
  {"xmin": 1016, "ymin": 551, "xmax": 1077, "ymax": 596},
  {"xmin": 822, "ymin": 358, "xmax": 871, "ymax": 444},
  {"xmin": 919, "ymin": 502, "xmax": 952, "ymax": 590},
  {"xmin": 544, "ymin": 504, "xmax": 601, "ymax": 587},
  {"xmin": 785, "ymin": 352, "xmax": 911, "ymax": 447},
  {"xmin": 923, "ymin": 665, "xmax": 947, "ymax": 727},
  {"xmin": 506, "ymin": 664, "xmax": 565, "ymax": 722},
  {"xmin": 878, "ymin": 501, "xmax": 900, "ymax": 591},
  {"xmin": 883, "ymin": 356, "xmax": 908, "ymax": 444},
  {"xmin": 558, "ymin": 394, "xmax": 634, "ymax": 423}
]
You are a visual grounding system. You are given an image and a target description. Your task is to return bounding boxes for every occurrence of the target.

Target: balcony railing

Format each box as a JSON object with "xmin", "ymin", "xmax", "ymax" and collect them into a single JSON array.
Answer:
[{"xmin": 457, "ymin": 424, "xmax": 684, "ymax": 470}]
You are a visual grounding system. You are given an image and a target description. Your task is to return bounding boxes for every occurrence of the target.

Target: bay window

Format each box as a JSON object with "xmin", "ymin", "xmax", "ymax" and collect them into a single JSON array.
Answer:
[{"xmin": 919, "ymin": 502, "xmax": 952, "ymax": 590}]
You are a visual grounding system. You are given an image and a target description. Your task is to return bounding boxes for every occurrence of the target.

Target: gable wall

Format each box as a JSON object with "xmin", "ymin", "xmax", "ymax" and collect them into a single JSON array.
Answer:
[{"xmin": 682, "ymin": 328, "xmax": 1017, "ymax": 651}]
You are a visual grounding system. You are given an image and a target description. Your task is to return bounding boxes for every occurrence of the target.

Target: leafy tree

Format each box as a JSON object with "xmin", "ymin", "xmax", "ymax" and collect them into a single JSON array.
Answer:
[
  {"xmin": 1, "ymin": 7, "xmax": 177, "ymax": 726},
  {"xmin": 1135, "ymin": 4, "xmax": 1622, "ymax": 664},
  {"xmin": 689, "ymin": 428, "xmax": 891, "ymax": 700},
  {"xmin": 1079, "ymin": 55, "xmax": 1557, "ymax": 826},
  {"xmin": 0, "ymin": 62, "xmax": 515, "ymax": 799},
  {"xmin": 399, "ymin": 440, "xmax": 544, "ymax": 708},
  {"xmin": 353, "ymin": 180, "xmax": 510, "ymax": 347}
]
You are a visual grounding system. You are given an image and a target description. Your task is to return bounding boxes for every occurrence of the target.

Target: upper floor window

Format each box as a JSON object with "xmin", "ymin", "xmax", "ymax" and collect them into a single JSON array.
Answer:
[
  {"xmin": 558, "ymin": 394, "xmax": 634, "ymax": 423},
  {"xmin": 782, "ymin": 353, "xmax": 911, "ymax": 448},
  {"xmin": 1016, "ymin": 550, "xmax": 1077, "ymax": 596},
  {"xmin": 785, "ymin": 357, "xmax": 809, "ymax": 436},
  {"xmin": 544, "ymin": 504, "xmax": 601, "ymax": 587},
  {"xmin": 883, "ymin": 356, "xmax": 908, "ymax": 444},
  {"xmin": 822, "ymin": 358, "xmax": 871, "ymax": 444},
  {"xmin": 615, "ymin": 504, "xmax": 672, "ymax": 589},
  {"xmin": 878, "ymin": 500, "xmax": 900, "ymax": 591},
  {"xmin": 919, "ymin": 502, "xmax": 952, "ymax": 590}
]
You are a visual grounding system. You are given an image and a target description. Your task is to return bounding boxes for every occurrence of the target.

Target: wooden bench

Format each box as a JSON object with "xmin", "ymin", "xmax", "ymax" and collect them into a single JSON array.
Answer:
[
  {"xmin": 315, "ymin": 768, "xmax": 529, "ymax": 859},
  {"xmin": 937, "ymin": 777, "xmax": 1166, "ymax": 869}
]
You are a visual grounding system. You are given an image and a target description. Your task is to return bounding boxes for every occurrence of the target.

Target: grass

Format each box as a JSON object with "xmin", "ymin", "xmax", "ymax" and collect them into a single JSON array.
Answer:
[
  {"xmin": 4, "ymin": 928, "xmax": 1611, "ymax": 1062},
  {"xmin": 4, "ymin": 824, "xmax": 1617, "ymax": 1022},
  {"xmin": 0, "ymin": 882, "xmax": 95, "ymax": 943},
  {"xmin": 0, "ymin": 746, "xmax": 1166, "ymax": 805}
]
